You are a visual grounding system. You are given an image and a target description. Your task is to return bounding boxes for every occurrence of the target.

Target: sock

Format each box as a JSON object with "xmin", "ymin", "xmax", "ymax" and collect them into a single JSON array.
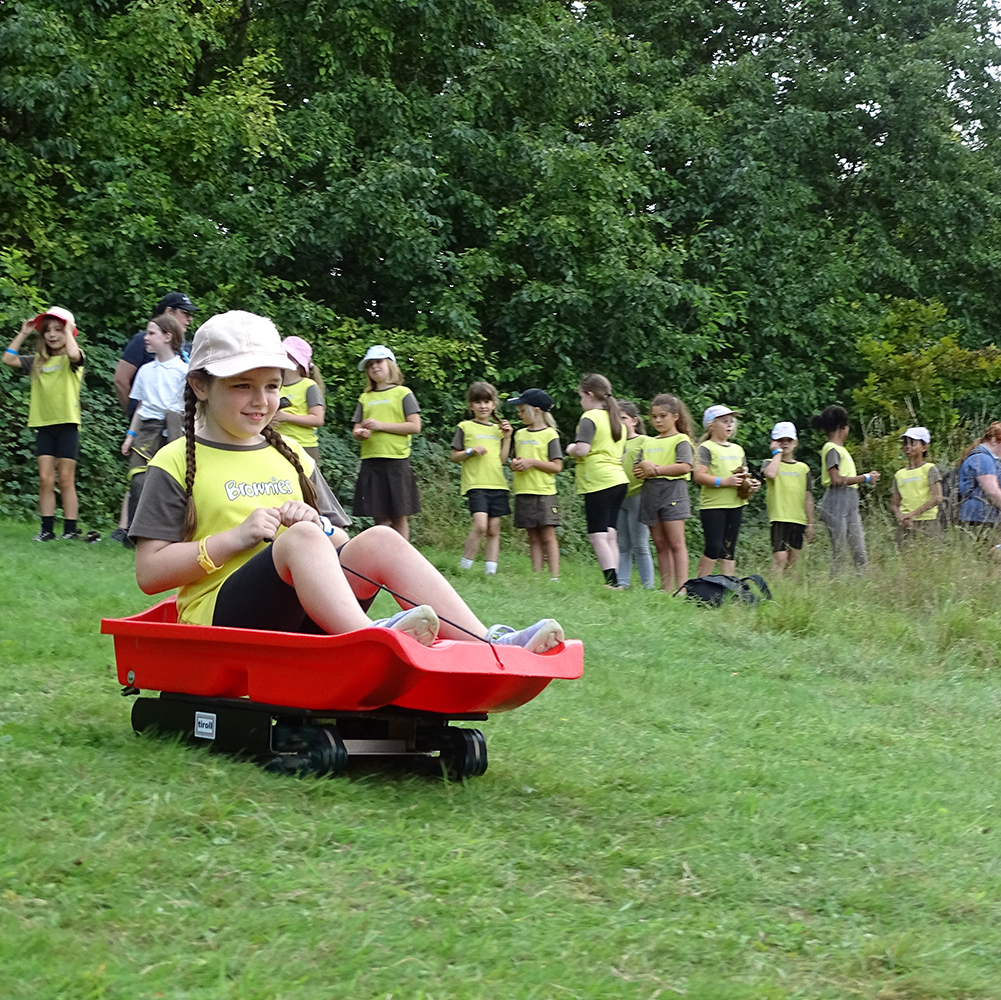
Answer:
[
  {"xmin": 459, "ymin": 557, "xmax": 474, "ymax": 569},
  {"xmin": 41, "ymin": 515, "xmax": 55, "ymax": 533},
  {"xmin": 63, "ymin": 518, "xmax": 77, "ymax": 534},
  {"xmin": 485, "ymin": 561, "xmax": 498, "ymax": 575},
  {"xmin": 603, "ymin": 567, "xmax": 618, "ymax": 586}
]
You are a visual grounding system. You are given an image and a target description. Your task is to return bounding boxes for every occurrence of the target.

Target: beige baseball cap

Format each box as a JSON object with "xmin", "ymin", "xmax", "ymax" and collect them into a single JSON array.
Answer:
[{"xmin": 187, "ymin": 311, "xmax": 295, "ymax": 377}]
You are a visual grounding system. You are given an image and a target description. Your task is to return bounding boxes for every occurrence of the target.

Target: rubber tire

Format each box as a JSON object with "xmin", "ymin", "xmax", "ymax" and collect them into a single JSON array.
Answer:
[
  {"xmin": 265, "ymin": 724, "xmax": 348, "ymax": 777},
  {"xmin": 440, "ymin": 727, "xmax": 488, "ymax": 780}
]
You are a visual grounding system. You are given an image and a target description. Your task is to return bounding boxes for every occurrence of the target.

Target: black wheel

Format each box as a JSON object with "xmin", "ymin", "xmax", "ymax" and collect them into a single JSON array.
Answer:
[
  {"xmin": 439, "ymin": 727, "xmax": 488, "ymax": 780},
  {"xmin": 264, "ymin": 724, "xmax": 348, "ymax": 777}
]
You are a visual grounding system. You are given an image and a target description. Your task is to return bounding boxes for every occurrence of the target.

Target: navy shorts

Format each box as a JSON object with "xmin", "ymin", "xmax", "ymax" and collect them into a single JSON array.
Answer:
[
  {"xmin": 35, "ymin": 423, "xmax": 80, "ymax": 460},
  {"xmin": 466, "ymin": 489, "xmax": 511, "ymax": 518}
]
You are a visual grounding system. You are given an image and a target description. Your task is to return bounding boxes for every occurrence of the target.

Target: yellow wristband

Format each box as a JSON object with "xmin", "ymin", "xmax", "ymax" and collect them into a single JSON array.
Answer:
[{"xmin": 197, "ymin": 535, "xmax": 221, "ymax": 574}]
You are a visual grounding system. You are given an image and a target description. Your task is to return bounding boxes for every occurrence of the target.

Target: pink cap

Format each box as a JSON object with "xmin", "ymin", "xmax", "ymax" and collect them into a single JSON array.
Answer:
[
  {"xmin": 282, "ymin": 336, "xmax": 313, "ymax": 371},
  {"xmin": 30, "ymin": 306, "xmax": 77, "ymax": 338}
]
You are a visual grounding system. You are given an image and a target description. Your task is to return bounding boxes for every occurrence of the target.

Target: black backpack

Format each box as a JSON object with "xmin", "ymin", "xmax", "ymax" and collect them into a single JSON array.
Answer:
[{"xmin": 677, "ymin": 574, "xmax": 773, "ymax": 607}]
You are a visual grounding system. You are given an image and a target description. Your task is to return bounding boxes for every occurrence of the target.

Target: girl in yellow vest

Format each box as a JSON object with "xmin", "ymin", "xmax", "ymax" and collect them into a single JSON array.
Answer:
[
  {"xmin": 634, "ymin": 394, "xmax": 695, "ymax": 591},
  {"xmin": 761, "ymin": 421, "xmax": 815, "ymax": 573},
  {"xmin": 273, "ymin": 336, "xmax": 325, "ymax": 465},
  {"xmin": 812, "ymin": 405, "xmax": 880, "ymax": 573},
  {"xmin": 891, "ymin": 426, "xmax": 942, "ymax": 543},
  {"xmin": 352, "ymin": 345, "xmax": 421, "ymax": 540},
  {"xmin": 509, "ymin": 388, "xmax": 563, "ymax": 581},
  {"xmin": 3, "ymin": 307, "xmax": 85, "ymax": 541},
  {"xmin": 451, "ymin": 382, "xmax": 513, "ymax": 575},
  {"xmin": 129, "ymin": 311, "xmax": 565, "ymax": 654},
  {"xmin": 566, "ymin": 373, "xmax": 629, "ymax": 588},
  {"xmin": 615, "ymin": 401, "xmax": 654, "ymax": 589},
  {"xmin": 692, "ymin": 404, "xmax": 759, "ymax": 578}
]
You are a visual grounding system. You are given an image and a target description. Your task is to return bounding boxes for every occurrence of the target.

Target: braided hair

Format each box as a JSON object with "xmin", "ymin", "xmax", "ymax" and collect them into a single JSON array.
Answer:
[{"xmin": 181, "ymin": 373, "xmax": 319, "ymax": 542}]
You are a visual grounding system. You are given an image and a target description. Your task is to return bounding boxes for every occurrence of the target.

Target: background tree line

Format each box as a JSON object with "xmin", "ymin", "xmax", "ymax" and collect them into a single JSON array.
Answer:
[{"xmin": 3, "ymin": 0, "xmax": 1001, "ymax": 528}]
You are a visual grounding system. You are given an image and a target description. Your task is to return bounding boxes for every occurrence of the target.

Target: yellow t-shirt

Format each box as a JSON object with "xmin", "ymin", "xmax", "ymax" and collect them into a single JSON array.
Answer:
[
  {"xmin": 278, "ymin": 377, "xmax": 322, "ymax": 449},
  {"xmin": 147, "ymin": 436, "xmax": 316, "ymax": 626},
  {"xmin": 455, "ymin": 420, "xmax": 509, "ymax": 494},
  {"xmin": 622, "ymin": 435, "xmax": 648, "ymax": 498},
  {"xmin": 821, "ymin": 441, "xmax": 858, "ymax": 489},
  {"xmin": 765, "ymin": 460, "xmax": 812, "ymax": 525},
  {"xmin": 894, "ymin": 463, "xmax": 939, "ymax": 520},
  {"xmin": 512, "ymin": 426, "xmax": 561, "ymax": 496},
  {"xmin": 574, "ymin": 409, "xmax": 628, "ymax": 495},
  {"xmin": 23, "ymin": 352, "xmax": 85, "ymax": 427},
  {"xmin": 698, "ymin": 439, "xmax": 747, "ymax": 509},
  {"xmin": 644, "ymin": 433, "xmax": 694, "ymax": 480},
  {"xmin": 356, "ymin": 385, "xmax": 417, "ymax": 459}
]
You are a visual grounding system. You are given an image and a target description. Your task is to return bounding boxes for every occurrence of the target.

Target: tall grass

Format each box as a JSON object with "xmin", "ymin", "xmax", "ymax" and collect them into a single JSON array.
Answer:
[{"xmin": 2, "ymin": 519, "xmax": 1001, "ymax": 999}]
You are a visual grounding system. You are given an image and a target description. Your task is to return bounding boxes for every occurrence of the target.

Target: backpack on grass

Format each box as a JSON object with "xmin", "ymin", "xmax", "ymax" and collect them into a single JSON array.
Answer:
[{"xmin": 677, "ymin": 574, "xmax": 773, "ymax": 607}]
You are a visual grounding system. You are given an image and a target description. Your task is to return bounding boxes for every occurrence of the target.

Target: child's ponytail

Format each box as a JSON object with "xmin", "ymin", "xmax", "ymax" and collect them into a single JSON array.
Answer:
[
  {"xmin": 579, "ymin": 373, "xmax": 622, "ymax": 441},
  {"xmin": 308, "ymin": 361, "xmax": 325, "ymax": 398},
  {"xmin": 182, "ymin": 380, "xmax": 200, "ymax": 542},
  {"xmin": 263, "ymin": 425, "xmax": 319, "ymax": 510}
]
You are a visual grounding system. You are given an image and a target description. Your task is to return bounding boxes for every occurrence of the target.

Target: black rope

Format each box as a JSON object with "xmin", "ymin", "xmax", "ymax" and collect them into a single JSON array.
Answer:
[{"xmin": 339, "ymin": 562, "xmax": 505, "ymax": 669}]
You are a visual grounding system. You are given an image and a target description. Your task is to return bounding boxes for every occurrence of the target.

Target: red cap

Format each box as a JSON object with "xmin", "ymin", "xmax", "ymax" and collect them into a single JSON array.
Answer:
[{"xmin": 30, "ymin": 306, "xmax": 78, "ymax": 338}]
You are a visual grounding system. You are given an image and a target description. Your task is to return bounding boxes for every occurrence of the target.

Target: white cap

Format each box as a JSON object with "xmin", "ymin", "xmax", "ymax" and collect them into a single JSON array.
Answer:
[
  {"xmin": 358, "ymin": 344, "xmax": 397, "ymax": 370},
  {"xmin": 187, "ymin": 311, "xmax": 295, "ymax": 377},
  {"xmin": 703, "ymin": 404, "xmax": 740, "ymax": 428},
  {"xmin": 901, "ymin": 426, "xmax": 931, "ymax": 444},
  {"xmin": 771, "ymin": 421, "xmax": 798, "ymax": 441}
]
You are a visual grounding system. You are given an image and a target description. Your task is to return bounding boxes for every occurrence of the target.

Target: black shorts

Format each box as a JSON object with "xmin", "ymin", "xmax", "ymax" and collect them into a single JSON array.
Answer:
[
  {"xmin": 770, "ymin": 521, "xmax": 805, "ymax": 553},
  {"xmin": 212, "ymin": 542, "xmax": 374, "ymax": 632},
  {"xmin": 700, "ymin": 506, "xmax": 744, "ymax": 560},
  {"xmin": 466, "ymin": 488, "xmax": 511, "ymax": 518},
  {"xmin": 583, "ymin": 483, "xmax": 628, "ymax": 534},
  {"xmin": 35, "ymin": 423, "xmax": 80, "ymax": 460}
]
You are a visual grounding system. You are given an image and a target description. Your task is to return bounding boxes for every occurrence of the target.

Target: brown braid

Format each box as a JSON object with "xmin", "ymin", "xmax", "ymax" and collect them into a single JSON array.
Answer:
[
  {"xmin": 182, "ymin": 380, "xmax": 200, "ymax": 541},
  {"xmin": 262, "ymin": 424, "xmax": 319, "ymax": 509}
]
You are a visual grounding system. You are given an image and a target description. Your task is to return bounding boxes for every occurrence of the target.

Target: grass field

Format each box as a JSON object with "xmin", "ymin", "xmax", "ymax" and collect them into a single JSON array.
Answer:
[{"xmin": 2, "ymin": 518, "xmax": 1001, "ymax": 999}]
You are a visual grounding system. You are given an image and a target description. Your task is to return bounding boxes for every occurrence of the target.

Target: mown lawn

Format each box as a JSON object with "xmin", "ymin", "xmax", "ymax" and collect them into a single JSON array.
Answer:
[{"xmin": 2, "ymin": 519, "xmax": 1000, "ymax": 999}]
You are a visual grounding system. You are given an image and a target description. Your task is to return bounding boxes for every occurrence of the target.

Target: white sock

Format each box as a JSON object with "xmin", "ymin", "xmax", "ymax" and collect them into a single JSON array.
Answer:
[
  {"xmin": 460, "ymin": 557, "xmax": 474, "ymax": 569},
  {"xmin": 485, "ymin": 561, "xmax": 498, "ymax": 575}
]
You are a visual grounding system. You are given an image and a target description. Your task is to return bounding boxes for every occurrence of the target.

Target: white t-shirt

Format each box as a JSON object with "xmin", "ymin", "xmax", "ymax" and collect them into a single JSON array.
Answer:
[{"xmin": 130, "ymin": 355, "xmax": 188, "ymax": 420}]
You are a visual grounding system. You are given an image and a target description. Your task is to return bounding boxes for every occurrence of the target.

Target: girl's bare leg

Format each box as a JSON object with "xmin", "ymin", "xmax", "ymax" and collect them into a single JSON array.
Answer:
[
  {"xmin": 37, "ymin": 456, "xmax": 56, "ymax": 516},
  {"xmin": 527, "ymin": 528, "xmax": 544, "ymax": 572},
  {"xmin": 587, "ymin": 530, "xmax": 618, "ymax": 571},
  {"xmin": 338, "ymin": 525, "xmax": 487, "ymax": 640},
  {"xmin": 463, "ymin": 511, "xmax": 488, "ymax": 560},
  {"xmin": 541, "ymin": 525, "xmax": 560, "ymax": 578},
  {"xmin": 665, "ymin": 520, "xmax": 688, "ymax": 591},
  {"xmin": 696, "ymin": 554, "xmax": 716, "ymax": 577},
  {"xmin": 376, "ymin": 516, "xmax": 410, "ymax": 541},
  {"xmin": 484, "ymin": 516, "xmax": 501, "ymax": 563},
  {"xmin": 650, "ymin": 521, "xmax": 672, "ymax": 590},
  {"xmin": 771, "ymin": 549, "xmax": 789, "ymax": 574},
  {"xmin": 720, "ymin": 558, "xmax": 736, "ymax": 576},
  {"xmin": 57, "ymin": 458, "xmax": 78, "ymax": 520}
]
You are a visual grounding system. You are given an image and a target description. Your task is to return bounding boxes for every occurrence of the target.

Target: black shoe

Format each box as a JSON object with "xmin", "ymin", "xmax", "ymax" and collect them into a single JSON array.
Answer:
[
  {"xmin": 33, "ymin": 530, "xmax": 56, "ymax": 542},
  {"xmin": 110, "ymin": 528, "xmax": 128, "ymax": 543},
  {"xmin": 61, "ymin": 530, "xmax": 82, "ymax": 540},
  {"xmin": 85, "ymin": 530, "xmax": 101, "ymax": 544}
]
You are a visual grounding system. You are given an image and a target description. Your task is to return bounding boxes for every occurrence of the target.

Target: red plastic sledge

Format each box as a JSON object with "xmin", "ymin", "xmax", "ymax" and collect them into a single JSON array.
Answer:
[{"xmin": 101, "ymin": 598, "xmax": 583, "ymax": 715}]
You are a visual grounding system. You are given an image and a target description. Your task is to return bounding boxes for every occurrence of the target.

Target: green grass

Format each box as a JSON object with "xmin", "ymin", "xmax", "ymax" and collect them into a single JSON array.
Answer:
[{"xmin": 2, "ymin": 519, "xmax": 1001, "ymax": 999}]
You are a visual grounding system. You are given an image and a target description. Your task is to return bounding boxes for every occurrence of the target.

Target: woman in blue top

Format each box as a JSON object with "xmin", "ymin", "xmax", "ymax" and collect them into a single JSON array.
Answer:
[{"xmin": 957, "ymin": 422, "xmax": 1001, "ymax": 535}]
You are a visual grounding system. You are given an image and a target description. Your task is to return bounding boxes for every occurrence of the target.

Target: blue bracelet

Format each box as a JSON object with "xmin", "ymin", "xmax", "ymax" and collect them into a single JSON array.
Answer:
[
  {"xmin": 772, "ymin": 448, "xmax": 781, "ymax": 455},
  {"xmin": 715, "ymin": 476, "xmax": 721, "ymax": 488},
  {"xmin": 4, "ymin": 348, "xmax": 17, "ymax": 355},
  {"xmin": 126, "ymin": 430, "xmax": 137, "ymax": 437}
]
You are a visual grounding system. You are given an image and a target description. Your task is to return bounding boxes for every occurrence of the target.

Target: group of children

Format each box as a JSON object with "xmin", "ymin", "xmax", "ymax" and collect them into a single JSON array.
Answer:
[{"xmin": 3, "ymin": 308, "xmax": 964, "ymax": 615}]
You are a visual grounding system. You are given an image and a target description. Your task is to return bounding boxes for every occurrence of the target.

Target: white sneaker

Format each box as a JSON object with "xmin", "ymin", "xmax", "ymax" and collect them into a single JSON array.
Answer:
[
  {"xmin": 485, "ymin": 619, "xmax": 564, "ymax": 654},
  {"xmin": 372, "ymin": 605, "xmax": 440, "ymax": 646}
]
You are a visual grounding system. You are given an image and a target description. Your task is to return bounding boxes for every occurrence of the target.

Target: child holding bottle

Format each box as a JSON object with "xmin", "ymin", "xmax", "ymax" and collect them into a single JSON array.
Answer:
[
  {"xmin": 692, "ymin": 404, "xmax": 759, "ymax": 578},
  {"xmin": 509, "ymin": 388, "xmax": 563, "ymax": 581},
  {"xmin": 352, "ymin": 345, "xmax": 421, "ymax": 540},
  {"xmin": 760, "ymin": 421, "xmax": 815, "ymax": 572},
  {"xmin": 451, "ymin": 382, "xmax": 513, "ymax": 575}
]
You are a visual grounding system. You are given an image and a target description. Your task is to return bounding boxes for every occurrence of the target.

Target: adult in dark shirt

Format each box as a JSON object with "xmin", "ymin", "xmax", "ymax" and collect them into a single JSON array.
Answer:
[{"xmin": 113, "ymin": 292, "xmax": 196, "ymax": 416}]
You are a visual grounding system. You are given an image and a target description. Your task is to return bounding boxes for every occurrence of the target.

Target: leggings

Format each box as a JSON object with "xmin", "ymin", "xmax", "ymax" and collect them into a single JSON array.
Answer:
[{"xmin": 616, "ymin": 494, "xmax": 654, "ymax": 588}]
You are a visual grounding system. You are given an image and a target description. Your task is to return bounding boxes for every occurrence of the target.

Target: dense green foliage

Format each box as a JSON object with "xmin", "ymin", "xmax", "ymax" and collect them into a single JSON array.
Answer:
[{"xmin": 4, "ymin": 0, "xmax": 1001, "ymax": 521}]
